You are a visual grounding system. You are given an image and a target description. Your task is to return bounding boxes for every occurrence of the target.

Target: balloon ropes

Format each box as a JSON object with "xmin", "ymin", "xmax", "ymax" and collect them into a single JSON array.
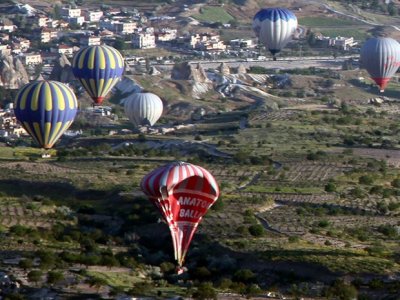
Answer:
[
  {"xmin": 124, "ymin": 92, "xmax": 163, "ymax": 127},
  {"xmin": 72, "ymin": 45, "xmax": 124, "ymax": 105},
  {"xmin": 141, "ymin": 161, "xmax": 219, "ymax": 271},
  {"xmin": 253, "ymin": 7, "xmax": 298, "ymax": 61},
  {"xmin": 360, "ymin": 37, "xmax": 400, "ymax": 92},
  {"xmin": 14, "ymin": 80, "xmax": 78, "ymax": 150}
]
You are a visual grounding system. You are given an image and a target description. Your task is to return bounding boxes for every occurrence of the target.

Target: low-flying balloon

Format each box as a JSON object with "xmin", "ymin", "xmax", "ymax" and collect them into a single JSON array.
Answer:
[
  {"xmin": 253, "ymin": 7, "xmax": 298, "ymax": 60},
  {"xmin": 360, "ymin": 37, "xmax": 400, "ymax": 92},
  {"xmin": 124, "ymin": 92, "xmax": 163, "ymax": 127},
  {"xmin": 72, "ymin": 45, "xmax": 124, "ymax": 105},
  {"xmin": 141, "ymin": 161, "xmax": 219, "ymax": 269},
  {"xmin": 14, "ymin": 81, "xmax": 78, "ymax": 149}
]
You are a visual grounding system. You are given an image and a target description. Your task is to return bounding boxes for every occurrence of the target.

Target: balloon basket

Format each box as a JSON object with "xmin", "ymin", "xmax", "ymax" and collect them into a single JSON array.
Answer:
[
  {"xmin": 41, "ymin": 151, "xmax": 51, "ymax": 159},
  {"xmin": 176, "ymin": 266, "xmax": 186, "ymax": 275}
]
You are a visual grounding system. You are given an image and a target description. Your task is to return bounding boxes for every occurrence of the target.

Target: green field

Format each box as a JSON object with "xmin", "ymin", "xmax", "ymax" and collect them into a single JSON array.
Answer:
[
  {"xmin": 194, "ymin": 6, "xmax": 234, "ymax": 23},
  {"xmin": 319, "ymin": 28, "xmax": 370, "ymax": 41},
  {"xmin": 299, "ymin": 17, "xmax": 363, "ymax": 27}
]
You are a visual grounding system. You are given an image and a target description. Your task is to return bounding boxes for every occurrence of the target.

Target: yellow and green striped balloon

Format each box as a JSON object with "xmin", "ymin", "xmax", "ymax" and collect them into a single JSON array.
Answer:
[
  {"xmin": 72, "ymin": 45, "xmax": 124, "ymax": 105},
  {"xmin": 14, "ymin": 81, "xmax": 78, "ymax": 149}
]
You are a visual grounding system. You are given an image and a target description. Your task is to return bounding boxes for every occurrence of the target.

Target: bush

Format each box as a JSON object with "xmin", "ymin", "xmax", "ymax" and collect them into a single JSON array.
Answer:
[
  {"xmin": 248, "ymin": 224, "xmax": 264, "ymax": 237},
  {"xmin": 47, "ymin": 271, "xmax": 64, "ymax": 285},
  {"xmin": 391, "ymin": 178, "xmax": 400, "ymax": 188},
  {"xmin": 359, "ymin": 175, "xmax": 374, "ymax": 185},
  {"xmin": 325, "ymin": 280, "xmax": 358, "ymax": 300},
  {"xmin": 233, "ymin": 269, "xmax": 255, "ymax": 283},
  {"xmin": 193, "ymin": 282, "xmax": 217, "ymax": 300},
  {"xmin": 324, "ymin": 182, "xmax": 336, "ymax": 192}
]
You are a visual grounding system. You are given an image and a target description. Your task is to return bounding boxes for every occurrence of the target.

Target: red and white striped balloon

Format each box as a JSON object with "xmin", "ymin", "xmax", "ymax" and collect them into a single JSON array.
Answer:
[{"xmin": 141, "ymin": 161, "xmax": 219, "ymax": 268}]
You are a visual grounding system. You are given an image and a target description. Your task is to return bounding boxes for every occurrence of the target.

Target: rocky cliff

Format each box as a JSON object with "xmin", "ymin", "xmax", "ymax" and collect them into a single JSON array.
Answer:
[
  {"xmin": 171, "ymin": 62, "xmax": 210, "ymax": 83},
  {"xmin": 0, "ymin": 54, "xmax": 29, "ymax": 89},
  {"xmin": 49, "ymin": 54, "xmax": 75, "ymax": 83}
]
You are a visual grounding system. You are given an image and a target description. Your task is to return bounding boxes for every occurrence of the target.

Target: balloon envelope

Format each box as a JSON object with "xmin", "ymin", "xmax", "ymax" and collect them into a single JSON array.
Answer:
[
  {"xmin": 253, "ymin": 7, "xmax": 297, "ymax": 59},
  {"xmin": 360, "ymin": 37, "xmax": 400, "ymax": 92},
  {"xmin": 124, "ymin": 92, "xmax": 163, "ymax": 127},
  {"xmin": 14, "ymin": 81, "xmax": 78, "ymax": 149},
  {"xmin": 141, "ymin": 161, "xmax": 219, "ymax": 267},
  {"xmin": 72, "ymin": 45, "xmax": 124, "ymax": 104}
]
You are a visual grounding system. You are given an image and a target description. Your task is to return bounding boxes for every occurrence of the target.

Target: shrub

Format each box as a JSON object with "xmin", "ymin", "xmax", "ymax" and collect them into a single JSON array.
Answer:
[
  {"xmin": 193, "ymin": 282, "xmax": 217, "ymax": 300},
  {"xmin": 324, "ymin": 182, "xmax": 336, "ymax": 192},
  {"xmin": 359, "ymin": 175, "xmax": 374, "ymax": 185},
  {"xmin": 248, "ymin": 224, "xmax": 264, "ymax": 237},
  {"xmin": 233, "ymin": 269, "xmax": 256, "ymax": 283}
]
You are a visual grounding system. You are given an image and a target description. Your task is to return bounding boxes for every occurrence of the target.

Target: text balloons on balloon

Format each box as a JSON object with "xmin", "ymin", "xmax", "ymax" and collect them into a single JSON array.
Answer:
[{"xmin": 141, "ymin": 161, "xmax": 219, "ymax": 270}]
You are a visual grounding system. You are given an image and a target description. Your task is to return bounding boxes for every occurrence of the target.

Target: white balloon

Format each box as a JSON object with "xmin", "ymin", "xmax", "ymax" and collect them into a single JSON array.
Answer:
[
  {"xmin": 124, "ymin": 92, "xmax": 163, "ymax": 127},
  {"xmin": 253, "ymin": 8, "xmax": 298, "ymax": 59}
]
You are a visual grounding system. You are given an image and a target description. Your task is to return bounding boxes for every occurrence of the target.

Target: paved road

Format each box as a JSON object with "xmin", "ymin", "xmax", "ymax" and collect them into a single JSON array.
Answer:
[
  {"xmin": 190, "ymin": 58, "xmax": 346, "ymax": 70},
  {"xmin": 150, "ymin": 56, "xmax": 350, "ymax": 71}
]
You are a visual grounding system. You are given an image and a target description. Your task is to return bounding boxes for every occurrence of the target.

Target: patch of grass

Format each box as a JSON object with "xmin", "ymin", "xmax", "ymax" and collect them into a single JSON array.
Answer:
[
  {"xmin": 318, "ymin": 28, "xmax": 370, "ymax": 41},
  {"xmin": 262, "ymin": 247, "xmax": 398, "ymax": 274},
  {"xmin": 194, "ymin": 7, "xmax": 234, "ymax": 24},
  {"xmin": 244, "ymin": 185, "xmax": 323, "ymax": 194},
  {"xmin": 86, "ymin": 270, "xmax": 143, "ymax": 290},
  {"xmin": 299, "ymin": 17, "xmax": 362, "ymax": 27}
]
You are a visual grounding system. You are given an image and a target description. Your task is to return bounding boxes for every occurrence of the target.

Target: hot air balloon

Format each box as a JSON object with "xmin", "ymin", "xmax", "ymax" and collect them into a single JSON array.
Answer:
[
  {"xmin": 14, "ymin": 81, "xmax": 78, "ymax": 149},
  {"xmin": 141, "ymin": 161, "xmax": 219, "ymax": 270},
  {"xmin": 360, "ymin": 37, "xmax": 400, "ymax": 92},
  {"xmin": 253, "ymin": 7, "xmax": 298, "ymax": 60},
  {"xmin": 72, "ymin": 45, "xmax": 124, "ymax": 105},
  {"xmin": 124, "ymin": 92, "xmax": 163, "ymax": 127}
]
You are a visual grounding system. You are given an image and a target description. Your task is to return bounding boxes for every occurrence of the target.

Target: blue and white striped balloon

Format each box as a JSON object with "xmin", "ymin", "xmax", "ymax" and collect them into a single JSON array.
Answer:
[{"xmin": 253, "ymin": 8, "xmax": 298, "ymax": 60}]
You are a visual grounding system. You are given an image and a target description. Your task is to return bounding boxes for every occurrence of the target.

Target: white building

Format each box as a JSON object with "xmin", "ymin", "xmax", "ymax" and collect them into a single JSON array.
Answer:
[
  {"xmin": 84, "ymin": 10, "xmax": 103, "ymax": 22},
  {"xmin": 230, "ymin": 39, "xmax": 254, "ymax": 49},
  {"xmin": 38, "ymin": 28, "xmax": 58, "ymax": 43},
  {"xmin": 132, "ymin": 32, "xmax": 156, "ymax": 49},
  {"xmin": 156, "ymin": 28, "xmax": 177, "ymax": 42},
  {"xmin": 328, "ymin": 36, "xmax": 357, "ymax": 50},
  {"xmin": 61, "ymin": 7, "xmax": 82, "ymax": 18},
  {"xmin": 80, "ymin": 35, "xmax": 101, "ymax": 46},
  {"xmin": 114, "ymin": 21, "xmax": 137, "ymax": 34},
  {"xmin": 22, "ymin": 53, "xmax": 42, "ymax": 65}
]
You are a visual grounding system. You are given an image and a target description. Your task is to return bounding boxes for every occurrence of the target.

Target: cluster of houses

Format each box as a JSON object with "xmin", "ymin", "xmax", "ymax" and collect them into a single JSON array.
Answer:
[
  {"xmin": 0, "ymin": 104, "xmax": 26, "ymax": 139},
  {"xmin": 0, "ymin": 2, "xmax": 251, "ymax": 67}
]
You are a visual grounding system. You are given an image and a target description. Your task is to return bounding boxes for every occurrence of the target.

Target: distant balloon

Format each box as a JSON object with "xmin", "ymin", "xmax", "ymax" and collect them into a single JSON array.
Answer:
[
  {"xmin": 141, "ymin": 161, "xmax": 219, "ymax": 269},
  {"xmin": 253, "ymin": 7, "xmax": 298, "ymax": 60},
  {"xmin": 360, "ymin": 37, "xmax": 400, "ymax": 92},
  {"xmin": 14, "ymin": 81, "xmax": 78, "ymax": 149},
  {"xmin": 72, "ymin": 45, "xmax": 124, "ymax": 105},
  {"xmin": 124, "ymin": 92, "xmax": 163, "ymax": 127}
]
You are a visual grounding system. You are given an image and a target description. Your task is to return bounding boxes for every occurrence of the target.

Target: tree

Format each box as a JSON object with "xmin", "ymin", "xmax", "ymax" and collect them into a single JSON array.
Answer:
[
  {"xmin": 19, "ymin": 258, "xmax": 33, "ymax": 271},
  {"xmin": 359, "ymin": 175, "xmax": 374, "ymax": 185},
  {"xmin": 28, "ymin": 270, "xmax": 43, "ymax": 286},
  {"xmin": 47, "ymin": 271, "xmax": 64, "ymax": 285},
  {"xmin": 248, "ymin": 224, "xmax": 264, "ymax": 237},
  {"xmin": 307, "ymin": 31, "xmax": 316, "ymax": 46},
  {"xmin": 325, "ymin": 182, "xmax": 336, "ymax": 192},
  {"xmin": 193, "ymin": 282, "xmax": 217, "ymax": 300},
  {"xmin": 233, "ymin": 269, "xmax": 255, "ymax": 283},
  {"xmin": 388, "ymin": 3, "xmax": 397, "ymax": 16},
  {"xmin": 325, "ymin": 280, "xmax": 358, "ymax": 300},
  {"xmin": 391, "ymin": 178, "xmax": 400, "ymax": 188},
  {"xmin": 88, "ymin": 276, "xmax": 108, "ymax": 292}
]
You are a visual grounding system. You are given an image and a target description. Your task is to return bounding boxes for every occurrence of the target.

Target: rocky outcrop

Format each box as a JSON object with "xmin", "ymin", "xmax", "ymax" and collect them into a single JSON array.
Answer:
[
  {"xmin": 49, "ymin": 54, "xmax": 75, "ymax": 83},
  {"xmin": 0, "ymin": 54, "xmax": 29, "ymax": 89},
  {"xmin": 218, "ymin": 62, "xmax": 230, "ymax": 75},
  {"xmin": 171, "ymin": 62, "xmax": 210, "ymax": 83},
  {"xmin": 237, "ymin": 64, "xmax": 247, "ymax": 74},
  {"xmin": 149, "ymin": 66, "xmax": 160, "ymax": 76}
]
